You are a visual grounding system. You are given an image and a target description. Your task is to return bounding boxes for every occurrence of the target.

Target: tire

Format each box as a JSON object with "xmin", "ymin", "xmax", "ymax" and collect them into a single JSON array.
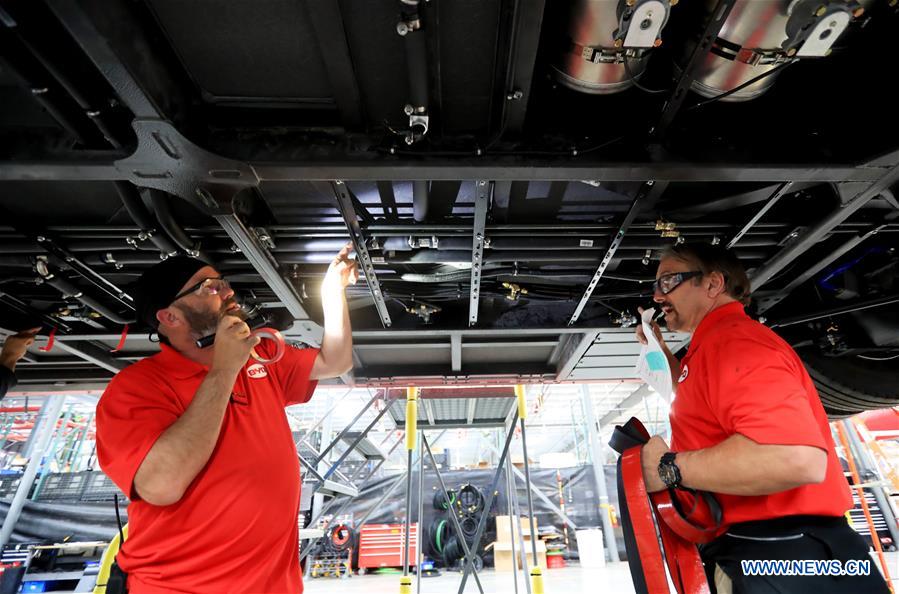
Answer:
[
  {"xmin": 798, "ymin": 346, "xmax": 899, "ymax": 418},
  {"xmin": 460, "ymin": 516, "xmax": 479, "ymax": 538}
]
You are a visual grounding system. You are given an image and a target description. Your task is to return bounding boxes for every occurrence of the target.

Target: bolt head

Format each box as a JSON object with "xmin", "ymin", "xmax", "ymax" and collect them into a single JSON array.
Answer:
[
  {"xmin": 654, "ymin": 38, "xmax": 663, "ymax": 47},
  {"xmin": 37, "ymin": 236, "xmax": 46, "ymax": 242},
  {"xmin": 815, "ymin": 6, "xmax": 827, "ymax": 17},
  {"xmin": 404, "ymin": 104, "xmax": 415, "ymax": 116},
  {"xmin": 390, "ymin": 146, "xmax": 397, "ymax": 154},
  {"xmin": 853, "ymin": 7, "xmax": 864, "ymax": 17},
  {"xmin": 669, "ymin": 0, "xmax": 679, "ymax": 6},
  {"xmin": 614, "ymin": 39, "xmax": 623, "ymax": 48}
]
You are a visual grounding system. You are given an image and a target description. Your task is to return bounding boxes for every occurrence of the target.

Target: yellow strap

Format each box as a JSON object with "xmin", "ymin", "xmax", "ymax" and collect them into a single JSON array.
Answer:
[
  {"xmin": 405, "ymin": 387, "xmax": 418, "ymax": 450},
  {"xmin": 530, "ymin": 566, "xmax": 545, "ymax": 594},
  {"xmin": 514, "ymin": 384, "xmax": 527, "ymax": 420},
  {"xmin": 399, "ymin": 575, "xmax": 413, "ymax": 593},
  {"xmin": 93, "ymin": 524, "xmax": 128, "ymax": 594}
]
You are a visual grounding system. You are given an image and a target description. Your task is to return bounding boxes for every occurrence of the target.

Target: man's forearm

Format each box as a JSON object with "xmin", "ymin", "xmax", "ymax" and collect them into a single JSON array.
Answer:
[
  {"xmin": 0, "ymin": 355, "xmax": 17, "ymax": 373},
  {"xmin": 134, "ymin": 368, "xmax": 236, "ymax": 505},
  {"xmin": 316, "ymin": 289, "xmax": 353, "ymax": 378},
  {"xmin": 676, "ymin": 434, "xmax": 827, "ymax": 496}
]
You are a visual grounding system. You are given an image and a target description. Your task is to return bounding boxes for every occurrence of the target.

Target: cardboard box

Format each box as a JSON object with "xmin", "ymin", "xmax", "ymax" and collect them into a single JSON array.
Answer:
[
  {"xmin": 491, "ymin": 540, "xmax": 547, "ymax": 571},
  {"xmin": 495, "ymin": 515, "xmax": 539, "ymax": 543}
]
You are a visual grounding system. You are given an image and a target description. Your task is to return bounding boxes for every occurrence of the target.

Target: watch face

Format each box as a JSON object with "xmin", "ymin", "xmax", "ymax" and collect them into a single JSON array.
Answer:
[{"xmin": 660, "ymin": 465, "xmax": 677, "ymax": 486}]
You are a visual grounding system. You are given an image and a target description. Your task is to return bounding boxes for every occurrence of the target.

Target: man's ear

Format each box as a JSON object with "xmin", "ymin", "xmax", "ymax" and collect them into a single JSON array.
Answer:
[
  {"xmin": 707, "ymin": 271, "xmax": 727, "ymax": 298},
  {"xmin": 155, "ymin": 307, "xmax": 182, "ymax": 333}
]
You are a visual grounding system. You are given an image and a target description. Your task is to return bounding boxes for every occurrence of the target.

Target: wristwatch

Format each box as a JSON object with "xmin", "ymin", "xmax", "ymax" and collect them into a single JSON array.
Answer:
[{"xmin": 658, "ymin": 452, "xmax": 683, "ymax": 490}]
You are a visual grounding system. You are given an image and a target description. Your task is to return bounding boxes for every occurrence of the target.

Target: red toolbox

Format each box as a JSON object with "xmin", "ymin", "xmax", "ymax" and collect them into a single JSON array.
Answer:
[{"xmin": 357, "ymin": 523, "xmax": 419, "ymax": 570}]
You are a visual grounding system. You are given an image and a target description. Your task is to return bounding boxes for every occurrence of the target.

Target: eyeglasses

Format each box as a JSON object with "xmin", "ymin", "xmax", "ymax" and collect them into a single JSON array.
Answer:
[
  {"xmin": 171, "ymin": 277, "xmax": 230, "ymax": 303},
  {"xmin": 652, "ymin": 271, "xmax": 703, "ymax": 295}
]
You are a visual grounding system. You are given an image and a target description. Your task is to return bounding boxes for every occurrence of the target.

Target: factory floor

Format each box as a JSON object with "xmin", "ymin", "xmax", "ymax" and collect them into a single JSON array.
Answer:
[
  {"xmin": 303, "ymin": 564, "xmax": 633, "ymax": 593},
  {"xmin": 304, "ymin": 554, "xmax": 899, "ymax": 593}
]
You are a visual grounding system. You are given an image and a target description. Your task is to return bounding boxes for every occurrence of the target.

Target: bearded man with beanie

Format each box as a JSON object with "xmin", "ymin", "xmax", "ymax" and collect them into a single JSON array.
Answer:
[{"xmin": 96, "ymin": 246, "xmax": 356, "ymax": 593}]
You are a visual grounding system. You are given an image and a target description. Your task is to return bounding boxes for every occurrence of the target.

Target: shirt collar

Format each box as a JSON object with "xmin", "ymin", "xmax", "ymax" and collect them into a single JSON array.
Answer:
[
  {"xmin": 687, "ymin": 301, "xmax": 747, "ymax": 354},
  {"xmin": 155, "ymin": 343, "xmax": 209, "ymax": 379}
]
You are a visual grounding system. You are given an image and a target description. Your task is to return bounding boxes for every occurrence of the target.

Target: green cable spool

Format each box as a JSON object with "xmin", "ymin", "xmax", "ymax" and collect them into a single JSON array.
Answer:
[{"xmin": 435, "ymin": 519, "xmax": 447, "ymax": 553}]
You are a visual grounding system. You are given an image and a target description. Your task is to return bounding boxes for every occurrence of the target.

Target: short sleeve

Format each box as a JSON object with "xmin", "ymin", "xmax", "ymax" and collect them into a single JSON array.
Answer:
[
  {"xmin": 96, "ymin": 369, "xmax": 182, "ymax": 500},
  {"xmin": 703, "ymin": 337, "xmax": 826, "ymax": 450},
  {"xmin": 269, "ymin": 344, "xmax": 320, "ymax": 406}
]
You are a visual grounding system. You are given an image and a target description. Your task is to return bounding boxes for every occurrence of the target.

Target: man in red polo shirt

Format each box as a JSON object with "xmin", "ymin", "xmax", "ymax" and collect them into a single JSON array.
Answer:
[
  {"xmin": 96, "ymin": 245, "xmax": 357, "ymax": 593},
  {"xmin": 636, "ymin": 243, "xmax": 889, "ymax": 593}
]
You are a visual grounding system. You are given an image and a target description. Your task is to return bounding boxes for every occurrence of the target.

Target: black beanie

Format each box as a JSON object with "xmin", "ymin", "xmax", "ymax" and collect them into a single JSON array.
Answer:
[{"xmin": 133, "ymin": 256, "xmax": 208, "ymax": 330}]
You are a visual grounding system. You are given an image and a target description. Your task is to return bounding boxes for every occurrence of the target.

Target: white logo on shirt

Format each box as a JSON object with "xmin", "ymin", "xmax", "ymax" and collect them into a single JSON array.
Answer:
[
  {"xmin": 247, "ymin": 363, "xmax": 268, "ymax": 379},
  {"xmin": 678, "ymin": 365, "xmax": 689, "ymax": 383}
]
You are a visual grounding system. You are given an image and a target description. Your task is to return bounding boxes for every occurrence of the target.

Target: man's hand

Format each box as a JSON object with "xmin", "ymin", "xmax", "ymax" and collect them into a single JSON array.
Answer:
[
  {"xmin": 635, "ymin": 306, "xmax": 666, "ymax": 348},
  {"xmin": 1, "ymin": 327, "xmax": 41, "ymax": 372},
  {"xmin": 211, "ymin": 315, "xmax": 260, "ymax": 375},
  {"xmin": 641, "ymin": 435, "xmax": 671, "ymax": 493},
  {"xmin": 321, "ymin": 243, "xmax": 359, "ymax": 296}
]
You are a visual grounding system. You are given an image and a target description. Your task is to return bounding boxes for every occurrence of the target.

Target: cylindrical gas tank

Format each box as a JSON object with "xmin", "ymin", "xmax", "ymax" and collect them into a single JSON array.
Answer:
[
  {"xmin": 554, "ymin": 0, "xmax": 675, "ymax": 94},
  {"xmin": 684, "ymin": 0, "xmax": 870, "ymax": 102}
]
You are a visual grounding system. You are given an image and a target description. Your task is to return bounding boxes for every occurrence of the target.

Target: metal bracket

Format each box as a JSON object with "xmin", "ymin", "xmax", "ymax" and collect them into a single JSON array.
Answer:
[
  {"xmin": 115, "ymin": 120, "xmax": 258, "ymax": 213},
  {"xmin": 469, "ymin": 181, "xmax": 490, "ymax": 326},
  {"xmin": 619, "ymin": 0, "xmax": 670, "ymax": 49},
  {"xmin": 332, "ymin": 181, "xmax": 393, "ymax": 328}
]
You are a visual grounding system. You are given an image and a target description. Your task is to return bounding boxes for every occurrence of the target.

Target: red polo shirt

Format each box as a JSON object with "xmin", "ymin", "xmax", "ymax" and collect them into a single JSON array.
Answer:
[
  {"xmin": 97, "ymin": 341, "xmax": 319, "ymax": 593},
  {"xmin": 669, "ymin": 301, "xmax": 852, "ymax": 525}
]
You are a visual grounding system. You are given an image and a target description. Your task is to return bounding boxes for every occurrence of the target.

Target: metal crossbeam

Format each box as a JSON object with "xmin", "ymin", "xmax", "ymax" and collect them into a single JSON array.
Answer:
[
  {"xmin": 1, "ymin": 160, "xmax": 892, "ymax": 184},
  {"xmin": 469, "ymin": 180, "xmax": 490, "ymax": 326},
  {"xmin": 727, "ymin": 182, "xmax": 795, "ymax": 249},
  {"xmin": 498, "ymin": 0, "xmax": 546, "ymax": 135},
  {"xmin": 331, "ymin": 181, "xmax": 392, "ymax": 328},
  {"xmin": 568, "ymin": 181, "xmax": 666, "ymax": 325},
  {"xmin": 751, "ymin": 161, "xmax": 899, "ymax": 293},
  {"xmin": 757, "ymin": 224, "xmax": 889, "ymax": 314},
  {"xmin": 214, "ymin": 214, "xmax": 313, "ymax": 330},
  {"xmin": 458, "ymin": 410, "xmax": 519, "ymax": 593},
  {"xmin": 770, "ymin": 294, "xmax": 899, "ymax": 329},
  {"xmin": 55, "ymin": 341, "xmax": 127, "ymax": 375},
  {"xmin": 654, "ymin": 0, "xmax": 737, "ymax": 137},
  {"xmin": 423, "ymin": 435, "xmax": 485, "ymax": 594}
]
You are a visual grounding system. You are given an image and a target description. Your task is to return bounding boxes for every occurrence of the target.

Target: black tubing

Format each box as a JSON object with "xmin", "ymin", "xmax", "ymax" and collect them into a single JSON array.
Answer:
[
  {"xmin": 457, "ymin": 484, "xmax": 484, "ymax": 516},
  {"xmin": 433, "ymin": 488, "xmax": 457, "ymax": 510},
  {"xmin": 148, "ymin": 190, "xmax": 213, "ymax": 264},
  {"xmin": 114, "ymin": 182, "xmax": 179, "ymax": 256},
  {"xmin": 402, "ymin": 5, "xmax": 429, "ymax": 110},
  {"xmin": 42, "ymin": 275, "xmax": 134, "ymax": 325}
]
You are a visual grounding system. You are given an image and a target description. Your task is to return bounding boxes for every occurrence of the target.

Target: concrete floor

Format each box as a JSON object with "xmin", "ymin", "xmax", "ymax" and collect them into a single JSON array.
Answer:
[
  {"xmin": 303, "ymin": 564, "xmax": 634, "ymax": 593},
  {"xmin": 304, "ymin": 555, "xmax": 899, "ymax": 593}
]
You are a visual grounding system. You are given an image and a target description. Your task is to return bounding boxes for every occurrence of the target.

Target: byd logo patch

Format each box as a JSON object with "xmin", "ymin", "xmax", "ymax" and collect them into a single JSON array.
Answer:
[{"xmin": 247, "ymin": 363, "xmax": 268, "ymax": 379}]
